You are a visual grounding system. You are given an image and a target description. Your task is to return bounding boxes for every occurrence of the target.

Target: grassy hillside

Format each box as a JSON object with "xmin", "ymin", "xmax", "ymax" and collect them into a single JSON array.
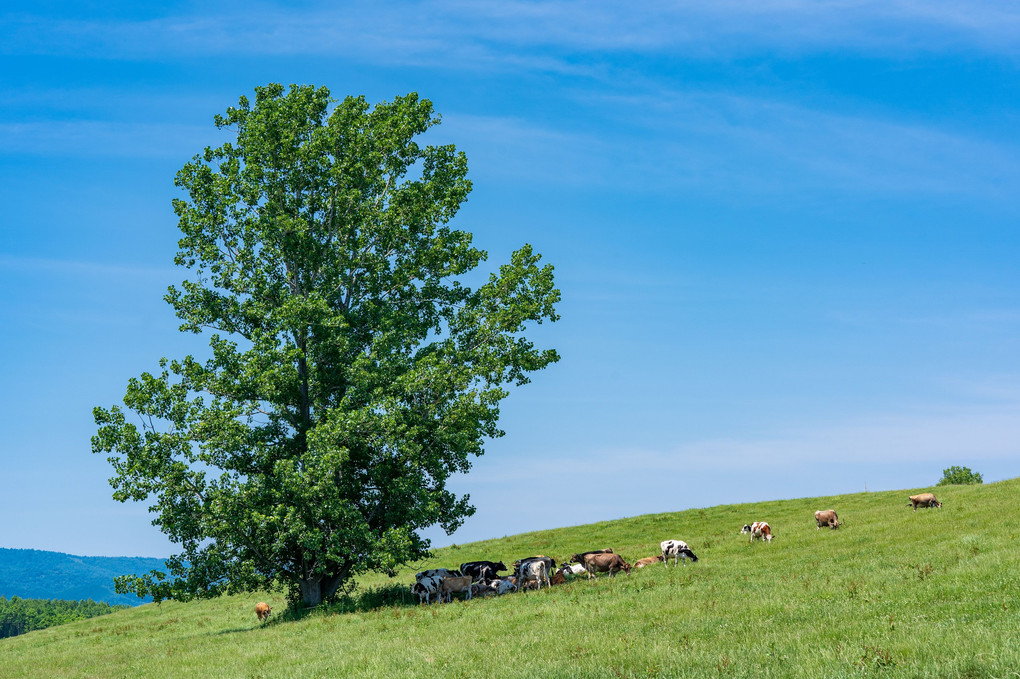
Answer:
[{"xmin": 4, "ymin": 479, "xmax": 1019, "ymax": 678}]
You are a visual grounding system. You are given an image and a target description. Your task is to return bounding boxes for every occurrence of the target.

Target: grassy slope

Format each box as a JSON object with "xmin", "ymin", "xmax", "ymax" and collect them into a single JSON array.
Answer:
[{"xmin": 4, "ymin": 479, "xmax": 1019, "ymax": 678}]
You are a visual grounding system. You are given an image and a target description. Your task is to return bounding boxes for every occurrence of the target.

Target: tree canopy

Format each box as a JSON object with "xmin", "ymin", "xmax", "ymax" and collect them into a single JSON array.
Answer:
[
  {"xmin": 937, "ymin": 466, "xmax": 983, "ymax": 486},
  {"xmin": 92, "ymin": 84, "xmax": 560, "ymax": 606}
]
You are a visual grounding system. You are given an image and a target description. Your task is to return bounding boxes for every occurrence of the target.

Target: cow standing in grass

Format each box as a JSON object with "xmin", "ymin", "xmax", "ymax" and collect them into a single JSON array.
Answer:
[
  {"xmin": 459, "ymin": 561, "xmax": 507, "ymax": 582},
  {"xmin": 584, "ymin": 553, "xmax": 631, "ymax": 579},
  {"xmin": 909, "ymin": 493, "xmax": 943, "ymax": 510},
  {"xmin": 815, "ymin": 510, "xmax": 840, "ymax": 530},
  {"xmin": 440, "ymin": 575, "xmax": 474, "ymax": 603},
  {"xmin": 412, "ymin": 575, "xmax": 443, "ymax": 604},
  {"xmin": 519, "ymin": 560, "xmax": 550, "ymax": 590},
  {"xmin": 514, "ymin": 556, "xmax": 556, "ymax": 580},
  {"xmin": 255, "ymin": 602, "xmax": 271, "ymax": 622},
  {"xmin": 742, "ymin": 522, "xmax": 773, "ymax": 543},
  {"xmin": 660, "ymin": 540, "xmax": 699, "ymax": 566}
]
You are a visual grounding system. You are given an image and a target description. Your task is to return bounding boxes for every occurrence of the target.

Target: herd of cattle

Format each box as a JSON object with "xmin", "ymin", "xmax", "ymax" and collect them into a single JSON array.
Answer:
[
  {"xmin": 410, "ymin": 543, "xmax": 696, "ymax": 604},
  {"xmin": 410, "ymin": 492, "xmax": 945, "ymax": 604}
]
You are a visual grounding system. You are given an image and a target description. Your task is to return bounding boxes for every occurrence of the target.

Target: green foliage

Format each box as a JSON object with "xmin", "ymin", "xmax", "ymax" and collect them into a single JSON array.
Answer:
[
  {"xmin": 937, "ymin": 465, "xmax": 983, "ymax": 486},
  {"xmin": 0, "ymin": 596, "xmax": 126, "ymax": 639},
  {"xmin": 91, "ymin": 84, "xmax": 559, "ymax": 607},
  {"xmin": 3, "ymin": 480, "xmax": 1018, "ymax": 677}
]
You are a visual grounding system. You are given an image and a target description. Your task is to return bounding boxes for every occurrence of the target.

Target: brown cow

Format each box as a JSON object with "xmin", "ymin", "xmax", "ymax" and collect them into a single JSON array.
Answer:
[
  {"xmin": 583, "ymin": 552, "xmax": 631, "ymax": 579},
  {"xmin": 550, "ymin": 571, "xmax": 566, "ymax": 586},
  {"xmin": 634, "ymin": 555, "xmax": 664, "ymax": 568},
  {"xmin": 255, "ymin": 602, "xmax": 271, "ymax": 622},
  {"xmin": 814, "ymin": 509, "xmax": 840, "ymax": 530},
  {"xmin": 440, "ymin": 575, "xmax": 474, "ymax": 603},
  {"xmin": 909, "ymin": 493, "xmax": 942, "ymax": 510}
]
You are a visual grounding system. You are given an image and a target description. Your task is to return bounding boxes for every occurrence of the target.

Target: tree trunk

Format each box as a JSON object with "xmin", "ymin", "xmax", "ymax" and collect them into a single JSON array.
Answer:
[{"xmin": 298, "ymin": 573, "xmax": 345, "ymax": 607}]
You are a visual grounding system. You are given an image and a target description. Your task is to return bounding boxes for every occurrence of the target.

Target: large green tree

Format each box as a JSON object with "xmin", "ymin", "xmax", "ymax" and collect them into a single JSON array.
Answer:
[{"xmin": 92, "ymin": 84, "xmax": 559, "ymax": 607}]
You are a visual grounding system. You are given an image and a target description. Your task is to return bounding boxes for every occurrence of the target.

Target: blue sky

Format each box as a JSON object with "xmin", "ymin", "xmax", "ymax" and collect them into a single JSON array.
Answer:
[{"xmin": 2, "ymin": 1, "xmax": 1019, "ymax": 558}]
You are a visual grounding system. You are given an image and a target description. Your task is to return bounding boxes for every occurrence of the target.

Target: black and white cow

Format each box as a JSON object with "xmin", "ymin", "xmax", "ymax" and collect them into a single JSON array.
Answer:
[
  {"xmin": 518, "ymin": 560, "xmax": 550, "ymax": 590},
  {"xmin": 513, "ymin": 556, "xmax": 556, "ymax": 579},
  {"xmin": 411, "ymin": 574, "xmax": 443, "ymax": 604},
  {"xmin": 416, "ymin": 568, "xmax": 461, "ymax": 581},
  {"xmin": 459, "ymin": 561, "xmax": 508, "ymax": 582},
  {"xmin": 660, "ymin": 539, "xmax": 699, "ymax": 566}
]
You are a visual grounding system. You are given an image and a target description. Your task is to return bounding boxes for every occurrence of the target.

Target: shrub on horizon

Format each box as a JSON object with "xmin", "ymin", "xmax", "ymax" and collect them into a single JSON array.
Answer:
[{"xmin": 937, "ymin": 466, "xmax": 983, "ymax": 486}]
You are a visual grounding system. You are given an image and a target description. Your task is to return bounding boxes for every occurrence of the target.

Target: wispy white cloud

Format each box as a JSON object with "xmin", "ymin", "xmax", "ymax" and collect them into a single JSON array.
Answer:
[
  {"xmin": 445, "ymin": 92, "xmax": 1020, "ymax": 199},
  {"xmin": 4, "ymin": 1, "xmax": 1020, "ymax": 65},
  {"xmin": 444, "ymin": 0, "xmax": 1020, "ymax": 54},
  {"xmin": 5, "ymin": 88, "xmax": 1016, "ymax": 202}
]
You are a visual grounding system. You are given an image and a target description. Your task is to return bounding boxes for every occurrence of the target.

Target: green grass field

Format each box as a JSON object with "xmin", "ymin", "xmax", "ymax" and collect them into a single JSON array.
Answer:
[{"xmin": 5, "ymin": 479, "xmax": 1019, "ymax": 678}]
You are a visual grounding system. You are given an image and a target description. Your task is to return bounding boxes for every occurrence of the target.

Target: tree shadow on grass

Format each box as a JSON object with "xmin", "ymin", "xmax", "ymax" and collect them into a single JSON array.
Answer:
[
  {"xmin": 322, "ymin": 583, "xmax": 418, "ymax": 615},
  {"xmin": 244, "ymin": 583, "xmax": 420, "ymax": 629}
]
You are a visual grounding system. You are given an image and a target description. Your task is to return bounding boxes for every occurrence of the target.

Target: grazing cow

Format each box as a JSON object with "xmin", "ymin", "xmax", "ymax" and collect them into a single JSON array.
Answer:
[
  {"xmin": 519, "ymin": 560, "xmax": 550, "ymax": 590},
  {"xmin": 741, "ymin": 522, "xmax": 773, "ymax": 543},
  {"xmin": 460, "ymin": 561, "xmax": 508, "ymax": 582},
  {"xmin": 412, "ymin": 575, "xmax": 444, "ymax": 604},
  {"xmin": 908, "ymin": 493, "xmax": 943, "ymax": 510},
  {"xmin": 634, "ymin": 555, "xmax": 664, "ymax": 569},
  {"xmin": 660, "ymin": 540, "xmax": 699, "ymax": 566},
  {"xmin": 815, "ymin": 509, "xmax": 840, "ymax": 530},
  {"xmin": 568, "ymin": 549, "xmax": 613, "ymax": 564},
  {"xmin": 440, "ymin": 575, "xmax": 474, "ymax": 603},
  {"xmin": 583, "ymin": 553, "xmax": 631, "ymax": 579},
  {"xmin": 255, "ymin": 602, "xmax": 271, "ymax": 622}
]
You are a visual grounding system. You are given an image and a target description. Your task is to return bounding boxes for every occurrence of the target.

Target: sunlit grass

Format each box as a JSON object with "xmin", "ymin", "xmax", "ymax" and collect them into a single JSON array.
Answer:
[{"xmin": 4, "ymin": 479, "xmax": 1019, "ymax": 677}]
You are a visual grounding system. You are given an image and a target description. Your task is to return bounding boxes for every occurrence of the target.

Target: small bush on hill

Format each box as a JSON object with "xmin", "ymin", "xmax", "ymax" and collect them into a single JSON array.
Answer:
[{"xmin": 937, "ymin": 466, "xmax": 983, "ymax": 486}]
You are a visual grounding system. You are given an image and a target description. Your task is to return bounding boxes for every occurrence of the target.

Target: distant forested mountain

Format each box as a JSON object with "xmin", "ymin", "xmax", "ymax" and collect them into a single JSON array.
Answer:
[
  {"xmin": 0, "ymin": 596, "xmax": 127, "ymax": 638},
  {"xmin": 0, "ymin": 549, "xmax": 167, "ymax": 606}
]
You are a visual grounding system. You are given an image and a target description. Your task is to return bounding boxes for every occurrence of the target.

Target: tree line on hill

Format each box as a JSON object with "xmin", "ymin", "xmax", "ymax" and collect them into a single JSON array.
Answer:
[{"xmin": 0, "ymin": 596, "xmax": 127, "ymax": 639}]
